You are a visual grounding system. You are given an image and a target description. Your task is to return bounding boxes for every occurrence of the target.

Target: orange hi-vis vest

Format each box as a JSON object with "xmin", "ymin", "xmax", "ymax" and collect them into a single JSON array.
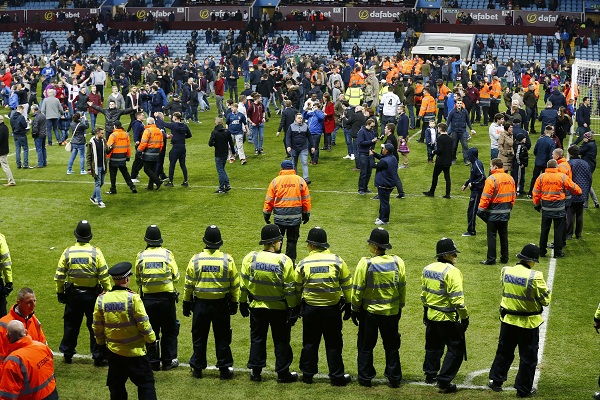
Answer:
[
  {"xmin": 490, "ymin": 81, "xmax": 502, "ymax": 99},
  {"xmin": 532, "ymin": 167, "xmax": 582, "ymax": 217},
  {"xmin": 107, "ymin": 128, "xmax": 132, "ymax": 161},
  {"xmin": 138, "ymin": 124, "xmax": 164, "ymax": 160},
  {"xmin": 0, "ymin": 306, "xmax": 47, "ymax": 363},
  {"xmin": 264, "ymin": 169, "xmax": 311, "ymax": 227},
  {"xmin": 480, "ymin": 84, "xmax": 491, "ymax": 99},
  {"xmin": 437, "ymin": 84, "xmax": 450, "ymax": 101},
  {"xmin": 419, "ymin": 94, "xmax": 437, "ymax": 116},
  {"xmin": 477, "ymin": 168, "xmax": 516, "ymax": 222}
]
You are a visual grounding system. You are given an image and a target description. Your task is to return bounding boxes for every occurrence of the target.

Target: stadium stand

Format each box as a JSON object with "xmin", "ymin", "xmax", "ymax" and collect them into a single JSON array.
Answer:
[{"xmin": 456, "ymin": 0, "xmax": 581, "ymax": 11}]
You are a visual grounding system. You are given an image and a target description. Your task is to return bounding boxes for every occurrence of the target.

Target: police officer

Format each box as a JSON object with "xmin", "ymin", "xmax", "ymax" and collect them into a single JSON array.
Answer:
[
  {"xmin": 295, "ymin": 227, "xmax": 352, "ymax": 386},
  {"xmin": 594, "ymin": 303, "xmax": 600, "ymax": 400},
  {"xmin": 421, "ymin": 238, "xmax": 469, "ymax": 394},
  {"xmin": 55, "ymin": 220, "xmax": 112, "ymax": 365},
  {"xmin": 488, "ymin": 243, "xmax": 551, "ymax": 398},
  {"xmin": 0, "ymin": 320, "xmax": 58, "ymax": 400},
  {"xmin": 93, "ymin": 262, "xmax": 158, "ymax": 400},
  {"xmin": 182, "ymin": 225, "xmax": 239, "ymax": 380},
  {"xmin": 135, "ymin": 224, "xmax": 180, "ymax": 371},
  {"xmin": 351, "ymin": 227, "xmax": 406, "ymax": 388},
  {"xmin": 477, "ymin": 158, "xmax": 516, "ymax": 265},
  {"xmin": 239, "ymin": 224, "xmax": 298, "ymax": 383},
  {"xmin": 0, "ymin": 231, "xmax": 13, "ymax": 317}
]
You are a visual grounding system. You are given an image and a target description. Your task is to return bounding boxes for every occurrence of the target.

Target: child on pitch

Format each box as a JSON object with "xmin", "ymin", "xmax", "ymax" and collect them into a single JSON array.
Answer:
[
  {"xmin": 398, "ymin": 136, "xmax": 410, "ymax": 168},
  {"xmin": 424, "ymin": 119, "xmax": 437, "ymax": 163}
]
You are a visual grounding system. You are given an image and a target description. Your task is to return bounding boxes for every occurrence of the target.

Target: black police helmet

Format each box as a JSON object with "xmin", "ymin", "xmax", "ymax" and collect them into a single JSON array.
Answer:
[
  {"xmin": 144, "ymin": 225, "xmax": 163, "ymax": 246},
  {"xmin": 203, "ymin": 225, "xmax": 223, "ymax": 249},
  {"xmin": 259, "ymin": 224, "xmax": 283, "ymax": 245},
  {"xmin": 367, "ymin": 227, "xmax": 392, "ymax": 250},
  {"xmin": 306, "ymin": 226, "xmax": 329, "ymax": 249},
  {"xmin": 516, "ymin": 243, "xmax": 540, "ymax": 263},
  {"xmin": 74, "ymin": 220, "xmax": 93, "ymax": 242},
  {"xmin": 436, "ymin": 237, "xmax": 460, "ymax": 258},
  {"xmin": 108, "ymin": 262, "xmax": 133, "ymax": 280}
]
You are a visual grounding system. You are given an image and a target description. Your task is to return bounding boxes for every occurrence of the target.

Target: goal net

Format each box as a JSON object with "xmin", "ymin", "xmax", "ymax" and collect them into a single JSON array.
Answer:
[{"xmin": 571, "ymin": 59, "xmax": 600, "ymax": 136}]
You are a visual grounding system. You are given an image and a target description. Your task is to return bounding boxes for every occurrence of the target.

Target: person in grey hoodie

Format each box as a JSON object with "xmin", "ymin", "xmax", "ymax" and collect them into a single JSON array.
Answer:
[
  {"xmin": 40, "ymin": 88, "xmax": 63, "ymax": 145},
  {"xmin": 67, "ymin": 113, "xmax": 89, "ymax": 174},
  {"xmin": 30, "ymin": 104, "xmax": 47, "ymax": 168},
  {"xmin": 285, "ymin": 113, "xmax": 314, "ymax": 184}
]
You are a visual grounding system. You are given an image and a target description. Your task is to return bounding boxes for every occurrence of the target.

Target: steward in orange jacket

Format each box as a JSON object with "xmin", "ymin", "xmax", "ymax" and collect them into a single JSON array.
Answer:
[
  {"xmin": 0, "ymin": 322, "xmax": 57, "ymax": 400},
  {"xmin": 106, "ymin": 121, "xmax": 137, "ymax": 195},
  {"xmin": 263, "ymin": 160, "xmax": 311, "ymax": 262},
  {"xmin": 477, "ymin": 158, "xmax": 516, "ymax": 265},
  {"xmin": 532, "ymin": 159, "xmax": 581, "ymax": 257},
  {"xmin": 138, "ymin": 118, "xmax": 165, "ymax": 190},
  {"xmin": 419, "ymin": 88, "xmax": 437, "ymax": 118}
]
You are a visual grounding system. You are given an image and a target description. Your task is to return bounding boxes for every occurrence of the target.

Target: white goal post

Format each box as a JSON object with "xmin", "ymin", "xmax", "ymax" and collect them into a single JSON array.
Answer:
[{"xmin": 571, "ymin": 59, "xmax": 600, "ymax": 136}]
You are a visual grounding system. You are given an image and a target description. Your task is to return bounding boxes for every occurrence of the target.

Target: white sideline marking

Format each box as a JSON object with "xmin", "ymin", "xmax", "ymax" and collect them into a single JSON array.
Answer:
[{"xmin": 533, "ymin": 252, "xmax": 556, "ymax": 388}]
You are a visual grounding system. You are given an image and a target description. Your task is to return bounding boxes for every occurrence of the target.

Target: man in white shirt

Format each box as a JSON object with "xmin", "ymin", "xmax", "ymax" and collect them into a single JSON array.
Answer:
[
  {"xmin": 379, "ymin": 85, "xmax": 401, "ymax": 137},
  {"xmin": 91, "ymin": 65, "xmax": 107, "ymax": 101},
  {"xmin": 488, "ymin": 113, "xmax": 504, "ymax": 160}
]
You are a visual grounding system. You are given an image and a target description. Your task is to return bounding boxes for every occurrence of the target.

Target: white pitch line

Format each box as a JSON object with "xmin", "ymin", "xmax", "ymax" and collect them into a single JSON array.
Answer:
[{"xmin": 533, "ymin": 251, "xmax": 557, "ymax": 388}]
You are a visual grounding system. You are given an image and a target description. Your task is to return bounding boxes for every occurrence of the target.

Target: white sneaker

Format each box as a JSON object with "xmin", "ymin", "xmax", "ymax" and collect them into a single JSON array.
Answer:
[
  {"xmin": 80, "ymin": 170, "xmax": 87, "ymax": 175},
  {"xmin": 131, "ymin": 178, "xmax": 140, "ymax": 183},
  {"xmin": 374, "ymin": 218, "xmax": 388, "ymax": 225},
  {"xmin": 98, "ymin": 202, "xmax": 106, "ymax": 208},
  {"xmin": 90, "ymin": 197, "xmax": 98, "ymax": 205},
  {"xmin": 350, "ymin": 154, "xmax": 355, "ymax": 161},
  {"xmin": 343, "ymin": 155, "xmax": 351, "ymax": 159},
  {"xmin": 67, "ymin": 170, "xmax": 74, "ymax": 175}
]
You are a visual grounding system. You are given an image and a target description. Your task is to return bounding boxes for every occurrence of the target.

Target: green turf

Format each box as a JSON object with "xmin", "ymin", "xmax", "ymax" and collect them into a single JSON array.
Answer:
[{"xmin": 0, "ymin": 87, "xmax": 598, "ymax": 399}]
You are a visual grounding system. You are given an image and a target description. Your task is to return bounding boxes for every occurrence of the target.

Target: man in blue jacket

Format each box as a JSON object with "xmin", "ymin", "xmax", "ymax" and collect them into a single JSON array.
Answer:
[
  {"xmin": 528, "ymin": 125, "xmax": 556, "ymax": 198},
  {"xmin": 447, "ymin": 98, "xmax": 476, "ymax": 166},
  {"xmin": 9, "ymin": 105, "xmax": 32, "ymax": 169},
  {"xmin": 305, "ymin": 102, "xmax": 324, "ymax": 165},
  {"xmin": 286, "ymin": 113, "xmax": 314, "ymax": 184},
  {"xmin": 574, "ymin": 96, "xmax": 592, "ymax": 145},
  {"xmin": 461, "ymin": 148, "xmax": 486, "ymax": 236},
  {"xmin": 371, "ymin": 143, "xmax": 399, "ymax": 225},
  {"xmin": 357, "ymin": 118, "xmax": 378, "ymax": 195}
]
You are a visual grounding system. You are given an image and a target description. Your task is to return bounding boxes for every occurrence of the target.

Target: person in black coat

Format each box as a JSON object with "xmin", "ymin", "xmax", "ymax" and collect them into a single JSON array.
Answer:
[
  {"xmin": 277, "ymin": 100, "xmax": 298, "ymax": 157},
  {"xmin": 423, "ymin": 122, "xmax": 453, "ymax": 198},
  {"xmin": 371, "ymin": 143, "xmax": 399, "ymax": 225},
  {"xmin": 208, "ymin": 117, "xmax": 235, "ymax": 194}
]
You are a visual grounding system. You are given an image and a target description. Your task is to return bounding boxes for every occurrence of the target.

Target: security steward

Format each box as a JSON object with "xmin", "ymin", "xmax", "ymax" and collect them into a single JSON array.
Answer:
[
  {"xmin": 137, "ymin": 117, "xmax": 164, "ymax": 190},
  {"xmin": 0, "ymin": 288, "xmax": 46, "ymax": 363},
  {"xmin": 532, "ymin": 159, "xmax": 581, "ymax": 257},
  {"xmin": 135, "ymin": 224, "xmax": 180, "ymax": 372},
  {"xmin": 477, "ymin": 158, "xmax": 516, "ymax": 265},
  {"xmin": 182, "ymin": 225, "xmax": 239, "ymax": 380},
  {"xmin": 351, "ymin": 227, "xmax": 406, "ymax": 388},
  {"xmin": 421, "ymin": 238, "xmax": 469, "ymax": 394},
  {"xmin": 264, "ymin": 160, "xmax": 312, "ymax": 264},
  {"xmin": 239, "ymin": 224, "xmax": 298, "ymax": 384},
  {"xmin": 0, "ymin": 231, "xmax": 13, "ymax": 317},
  {"xmin": 488, "ymin": 243, "xmax": 551, "ymax": 398},
  {"xmin": 105, "ymin": 120, "xmax": 137, "ymax": 195},
  {"xmin": 419, "ymin": 87, "xmax": 437, "ymax": 142},
  {"xmin": 295, "ymin": 227, "xmax": 352, "ymax": 386},
  {"xmin": 55, "ymin": 220, "xmax": 112, "ymax": 365},
  {"xmin": 93, "ymin": 262, "xmax": 158, "ymax": 400},
  {"xmin": 436, "ymin": 79, "xmax": 450, "ymax": 123},
  {"xmin": 0, "ymin": 320, "xmax": 58, "ymax": 400}
]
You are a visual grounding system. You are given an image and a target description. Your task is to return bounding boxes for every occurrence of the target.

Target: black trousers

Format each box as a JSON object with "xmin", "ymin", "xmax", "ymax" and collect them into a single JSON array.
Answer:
[
  {"xmin": 107, "ymin": 352, "xmax": 157, "ymax": 400},
  {"xmin": 168, "ymin": 145, "xmax": 188, "ymax": 182},
  {"xmin": 109, "ymin": 163, "xmax": 134, "ymax": 192},
  {"xmin": 0, "ymin": 291, "xmax": 6, "ymax": 318},
  {"xmin": 143, "ymin": 160, "xmax": 161, "ymax": 189},
  {"xmin": 423, "ymin": 320, "xmax": 465, "ymax": 385},
  {"xmin": 276, "ymin": 224, "xmax": 300, "ymax": 263},
  {"xmin": 566, "ymin": 202, "xmax": 584, "ymax": 239},
  {"xmin": 429, "ymin": 164, "xmax": 451, "ymax": 196},
  {"xmin": 489, "ymin": 322, "xmax": 539, "ymax": 397},
  {"xmin": 486, "ymin": 220, "xmax": 509, "ymax": 262},
  {"xmin": 142, "ymin": 294, "xmax": 178, "ymax": 367},
  {"xmin": 528, "ymin": 165, "xmax": 545, "ymax": 196},
  {"xmin": 357, "ymin": 309, "xmax": 402, "ymax": 383},
  {"xmin": 247, "ymin": 308, "xmax": 292, "ymax": 374},
  {"xmin": 300, "ymin": 303, "xmax": 345, "ymax": 380},
  {"xmin": 155, "ymin": 150, "xmax": 167, "ymax": 180},
  {"xmin": 540, "ymin": 215, "xmax": 565, "ymax": 254},
  {"xmin": 378, "ymin": 187, "xmax": 392, "ymax": 223},
  {"xmin": 467, "ymin": 191, "xmax": 482, "ymax": 234},
  {"xmin": 59, "ymin": 289, "xmax": 101, "ymax": 359},
  {"xmin": 130, "ymin": 150, "xmax": 144, "ymax": 179},
  {"xmin": 189, "ymin": 298, "xmax": 233, "ymax": 371}
]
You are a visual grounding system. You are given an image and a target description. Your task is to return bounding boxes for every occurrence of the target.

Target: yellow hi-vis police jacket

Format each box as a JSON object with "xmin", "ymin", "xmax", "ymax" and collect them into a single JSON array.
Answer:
[
  {"xmin": 55, "ymin": 242, "xmax": 112, "ymax": 292},
  {"xmin": 93, "ymin": 287, "xmax": 156, "ymax": 357},
  {"xmin": 135, "ymin": 247, "xmax": 180, "ymax": 294},
  {"xmin": 421, "ymin": 262, "xmax": 468, "ymax": 322},
  {"xmin": 240, "ymin": 250, "xmax": 296, "ymax": 310},
  {"xmin": 351, "ymin": 254, "xmax": 406, "ymax": 316},
  {"xmin": 183, "ymin": 249, "xmax": 239, "ymax": 302},
  {"xmin": 0, "ymin": 234, "xmax": 12, "ymax": 285},
  {"xmin": 499, "ymin": 264, "xmax": 551, "ymax": 329},
  {"xmin": 295, "ymin": 249, "xmax": 351, "ymax": 307}
]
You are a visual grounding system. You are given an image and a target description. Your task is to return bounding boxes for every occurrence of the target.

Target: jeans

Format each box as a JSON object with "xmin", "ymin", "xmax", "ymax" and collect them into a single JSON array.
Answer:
[
  {"xmin": 46, "ymin": 118, "xmax": 60, "ymax": 144},
  {"xmin": 169, "ymin": 145, "xmax": 188, "ymax": 182},
  {"xmin": 251, "ymin": 123, "xmax": 264, "ymax": 151},
  {"xmin": 262, "ymin": 96, "xmax": 272, "ymax": 114},
  {"xmin": 380, "ymin": 115, "xmax": 397, "ymax": 137},
  {"xmin": 451, "ymin": 131, "xmax": 469, "ymax": 163},
  {"xmin": 344, "ymin": 128, "xmax": 353, "ymax": 156},
  {"xmin": 92, "ymin": 167, "xmax": 105, "ymax": 203},
  {"xmin": 407, "ymin": 105, "xmax": 416, "ymax": 128},
  {"xmin": 215, "ymin": 95, "xmax": 226, "ymax": 117},
  {"xmin": 34, "ymin": 136, "xmax": 47, "ymax": 167},
  {"xmin": 215, "ymin": 156, "xmax": 229, "ymax": 190},
  {"xmin": 90, "ymin": 113, "xmax": 97, "ymax": 131},
  {"xmin": 310, "ymin": 134, "xmax": 322, "ymax": 163},
  {"xmin": 68, "ymin": 143, "xmax": 85, "ymax": 172},
  {"xmin": 13, "ymin": 135, "xmax": 29, "ymax": 167},
  {"xmin": 377, "ymin": 187, "xmax": 392, "ymax": 222},
  {"xmin": 358, "ymin": 153, "xmax": 373, "ymax": 192},
  {"xmin": 491, "ymin": 147, "xmax": 499, "ymax": 159},
  {"xmin": 291, "ymin": 148, "xmax": 309, "ymax": 180}
]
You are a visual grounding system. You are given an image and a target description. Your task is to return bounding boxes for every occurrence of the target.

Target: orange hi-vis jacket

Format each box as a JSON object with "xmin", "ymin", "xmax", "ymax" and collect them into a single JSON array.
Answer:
[
  {"xmin": 264, "ymin": 169, "xmax": 311, "ymax": 227},
  {"xmin": 478, "ymin": 168, "xmax": 516, "ymax": 222},
  {"xmin": 479, "ymin": 83, "xmax": 491, "ymax": 99},
  {"xmin": 138, "ymin": 124, "xmax": 164, "ymax": 160},
  {"xmin": 419, "ymin": 94, "xmax": 437, "ymax": 116},
  {"xmin": 0, "ymin": 306, "xmax": 46, "ymax": 363},
  {"xmin": 107, "ymin": 128, "xmax": 131, "ymax": 161},
  {"xmin": 437, "ymin": 84, "xmax": 450, "ymax": 101},
  {"xmin": 414, "ymin": 83, "xmax": 424, "ymax": 104},
  {"xmin": 557, "ymin": 157, "xmax": 573, "ymax": 203},
  {"xmin": 0, "ymin": 336, "xmax": 56, "ymax": 400},
  {"xmin": 490, "ymin": 80, "xmax": 502, "ymax": 100},
  {"xmin": 349, "ymin": 71, "xmax": 365, "ymax": 87},
  {"xmin": 533, "ymin": 167, "xmax": 582, "ymax": 218}
]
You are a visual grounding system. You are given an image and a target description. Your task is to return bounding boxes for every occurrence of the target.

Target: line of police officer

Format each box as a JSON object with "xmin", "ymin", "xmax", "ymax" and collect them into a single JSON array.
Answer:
[{"xmin": 54, "ymin": 220, "xmax": 551, "ymax": 398}]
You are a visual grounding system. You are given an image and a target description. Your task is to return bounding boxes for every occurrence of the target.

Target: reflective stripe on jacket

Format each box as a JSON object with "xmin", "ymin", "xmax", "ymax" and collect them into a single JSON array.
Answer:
[
  {"xmin": 107, "ymin": 128, "xmax": 131, "ymax": 160},
  {"xmin": 264, "ymin": 169, "xmax": 311, "ymax": 227},
  {"xmin": 55, "ymin": 243, "xmax": 112, "ymax": 292},
  {"xmin": 240, "ymin": 251, "xmax": 296, "ymax": 310},
  {"xmin": 295, "ymin": 249, "xmax": 351, "ymax": 307},
  {"xmin": 182, "ymin": 249, "xmax": 239, "ymax": 301},
  {"xmin": 0, "ymin": 308, "xmax": 46, "ymax": 364},
  {"xmin": 421, "ymin": 261, "xmax": 468, "ymax": 322},
  {"xmin": 500, "ymin": 264, "xmax": 551, "ymax": 328},
  {"xmin": 135, "ymin": 247, "xmax": 180, "ymax": 294},
  {"xmin": 532, "ymin": 168, "xmax": 581, "ymax": 217},
  {"xmin": 478, "ymin": 168, "xmax": 516, "ymax": 222}
]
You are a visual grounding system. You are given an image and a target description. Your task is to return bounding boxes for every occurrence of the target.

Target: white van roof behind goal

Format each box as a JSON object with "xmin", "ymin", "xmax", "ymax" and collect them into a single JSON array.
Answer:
[{"xmin": 411, "ymin": 33, "xmax": 476, "ymax": 60}]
